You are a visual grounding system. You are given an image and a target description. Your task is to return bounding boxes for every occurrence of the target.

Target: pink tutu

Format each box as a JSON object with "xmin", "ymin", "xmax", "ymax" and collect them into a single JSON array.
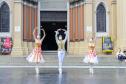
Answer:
[
  {"xmin": 83, "ymin": 55, "xmax": 98, "ymax": 64},
  {"xmin": 26, "ymin": 47, "xmax": 45, "ymax": 63},
  {"xmin": 83, "ymin": 50, "xmax": 98, "ymax": 64}
]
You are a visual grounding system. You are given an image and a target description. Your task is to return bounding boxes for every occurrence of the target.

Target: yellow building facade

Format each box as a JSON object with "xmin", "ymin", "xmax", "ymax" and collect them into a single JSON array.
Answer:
[
  {"xmin": 1, "ymin": 0, "xmax": 126, "ymax": 57},
  {"xmin": 68, "ymin": 0, "xmax": 126, "ymax": 56},
  {"xmin": 0, "ymin": 0, "xmax": 38, "ymax": 56}
]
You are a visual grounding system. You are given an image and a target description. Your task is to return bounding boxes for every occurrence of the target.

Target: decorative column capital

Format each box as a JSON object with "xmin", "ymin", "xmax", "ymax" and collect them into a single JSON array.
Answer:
[
  {"xmin": 111, "ymin": 0, "xmax": 116, "ymax": 4},
  {"xmin": 14, "ymin": 0, "xmax": 22, "ymax": 3},
  {"xmin": 84, "ymin": 0, "xmax": 92, "ymax": 4}
]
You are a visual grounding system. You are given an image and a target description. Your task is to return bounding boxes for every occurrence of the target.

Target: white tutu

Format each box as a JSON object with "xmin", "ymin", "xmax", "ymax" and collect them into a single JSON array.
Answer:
[{"xmin": 83, "ymin": 55, "xmax": 98, "ymax": 64}]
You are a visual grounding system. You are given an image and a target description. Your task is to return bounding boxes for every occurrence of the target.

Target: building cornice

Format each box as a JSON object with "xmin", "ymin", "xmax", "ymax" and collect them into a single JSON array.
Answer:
[
  {"xmin": 14, "ymin": 0, "xmax": 22, "ymax": 3},
  {"xmin": 84, "ymin": 0, "xmax": 93, "ymax": 4},
  {"xmin": 14, "ymin": 0, "xmax": 38, "ymax": 6},
  {"xmin": 70, "ymin": 0, "xmax": 85, "ymax": 5},
  {"xmin": 111, "ymin": 0, "xmax": 116, "ymax": 4}
]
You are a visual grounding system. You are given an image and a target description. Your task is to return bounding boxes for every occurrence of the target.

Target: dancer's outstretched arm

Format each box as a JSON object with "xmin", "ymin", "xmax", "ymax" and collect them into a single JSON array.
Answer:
[
  {"xmin": 41, "ymin": 29, "xmax": 46, "ymax": 42},
  {"xmin": 57, "ymin": 28, "xmax": 61, "ymax": 32},
  {"xmin": 62, "ymin": 29, "xmax": 67, "ymax": 42},
  {"xmin": 33, "ymin": 28, "xmax": 37, "ymax": 40},
  {"xmin": 63, "ymin": 30, "xmax": 68, "ymax": 42},
  {"xmin": 55, "ymin": 30, "xmax": 59, "ymax": 44},
  {"xmin": 62, "ymin": 29, "xmax": 66, "ymax": 32}
]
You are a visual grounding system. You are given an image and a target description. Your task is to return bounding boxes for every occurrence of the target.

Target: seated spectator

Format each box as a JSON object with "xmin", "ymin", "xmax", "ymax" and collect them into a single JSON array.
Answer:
[{"xmin": 116, "ymin": 48, "xmax": 126, "ymax": 62}]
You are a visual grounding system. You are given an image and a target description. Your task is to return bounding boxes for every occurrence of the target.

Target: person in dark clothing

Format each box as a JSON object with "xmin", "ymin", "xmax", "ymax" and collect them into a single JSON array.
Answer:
[{"xmin": 116, "ymin": 48, "xmax": 126, "ymax": 62}]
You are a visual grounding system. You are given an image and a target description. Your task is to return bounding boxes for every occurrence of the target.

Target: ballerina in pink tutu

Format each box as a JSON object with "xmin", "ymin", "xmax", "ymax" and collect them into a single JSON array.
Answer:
[
  {"xmin": 26, "ymin": 27, "xmax": 46, "ymax": 74},
  {"xmin": 83, "ymin": 37, "xmax": 98, "ymax": 74}
]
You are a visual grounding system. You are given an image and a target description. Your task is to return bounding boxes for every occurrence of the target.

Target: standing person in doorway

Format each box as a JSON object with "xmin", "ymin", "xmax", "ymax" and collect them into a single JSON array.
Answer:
[
  {"xmin": 26, "ymin": 27, "xmax": 46, "ymax": 74},
  {"xmin": 55, "ymin": 29, "xmax": 67, "ymax": 74},
  {"xmin": 83, "ymin": 37, "xmax": 98, "ymax": 74}
]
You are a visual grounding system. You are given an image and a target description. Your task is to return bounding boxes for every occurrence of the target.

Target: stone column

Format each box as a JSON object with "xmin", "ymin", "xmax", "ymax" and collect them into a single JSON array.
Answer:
[
  {"xmin": 82, "ymin": 0, "xmax": 93, "ymax": 54},
  {"xmin": 11, "ymin": 0, "xmax": 23, "ymax": 56},
  {"xmin": 110, "ymin": 0, "xmax": 117, "ymax": 52},
  {"xmin": 67, "ymin": 1, "xmax": 70, "ymax": 54},
  {"xmin": 38, "ymin": 0, "xmax": 40, "ymax": 35},
  {"xmin": 85, "ymin": 0, "xmax": 93, "ymax": 40},
  {"xmin": 117, "ymin": 0, "xmax": 126, "ymax": 50}
]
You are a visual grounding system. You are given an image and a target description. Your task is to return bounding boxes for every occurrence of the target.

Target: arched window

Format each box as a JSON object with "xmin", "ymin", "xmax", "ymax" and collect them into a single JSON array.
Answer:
[
  {"xmin": 96, "ymin": 3, "xmax": 106, "ymax": 32},
  {"xmin": 0, "ymin": 2, "xmax": 10, "ymax": 32}
]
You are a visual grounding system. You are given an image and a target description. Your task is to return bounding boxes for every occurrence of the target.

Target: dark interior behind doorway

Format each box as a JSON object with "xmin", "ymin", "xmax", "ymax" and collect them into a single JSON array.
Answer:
[{"xmin": 41, "ymin": 22, "xmax": 67, "ymax": 51}]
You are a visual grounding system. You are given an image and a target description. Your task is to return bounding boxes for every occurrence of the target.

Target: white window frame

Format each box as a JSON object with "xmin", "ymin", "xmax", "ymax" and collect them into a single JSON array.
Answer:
[
  {"xmin": 0, "ymin": 1, "xmax": 12, "ymax": 37},
  {"xmin": 95, "ymin": 0, "xmax": 109, "ymax": 37}
]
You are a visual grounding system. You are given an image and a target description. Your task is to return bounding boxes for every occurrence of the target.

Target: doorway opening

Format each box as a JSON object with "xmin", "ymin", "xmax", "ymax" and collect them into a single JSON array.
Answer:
[{"xmin": 41, "ymin": 22, "xmax": 67, "ymax": 51}]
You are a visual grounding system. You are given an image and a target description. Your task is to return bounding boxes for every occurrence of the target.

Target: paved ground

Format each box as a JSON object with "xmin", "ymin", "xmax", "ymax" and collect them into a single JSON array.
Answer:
[
  {"xmin": 0, "ymin": 54, "xmax": 125, "ymax": 66},
  {"xmin": 0, "ymin": 68, "xmax": 126, "ymax": 84},
  {"xmin": 0, "ymin": 54, "xmax": 126, "ymax": 84}
]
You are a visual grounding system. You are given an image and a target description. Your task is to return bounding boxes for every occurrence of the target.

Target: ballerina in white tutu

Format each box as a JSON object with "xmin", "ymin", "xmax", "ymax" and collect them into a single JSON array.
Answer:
[
  {"xmin": 83, "ymin": 37, "xmax": 98, "ymax": 74},
  {"xmin": 26, "ymin": 27, "xmax": 46, "ymax": 74}
]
